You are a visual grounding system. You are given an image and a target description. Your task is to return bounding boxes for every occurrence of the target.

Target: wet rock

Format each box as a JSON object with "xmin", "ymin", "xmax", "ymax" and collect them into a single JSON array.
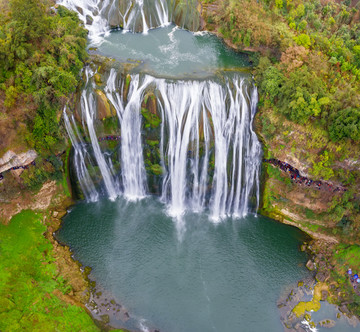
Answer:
[
  {"xmin": 339, "ymin": 304, "xmax": 350, "ymax": 315},
  {"xmin": 94, "ymin": 73, "xmax": 102, "ymax": 85},
  {"xmin": 319, "ymin": 319, "xmax": 335, "ymax": 328},
  {"xmin": 109, "ymin": 11, "xmax": 121, "ymax": 28},
  {"xmin": 100, "ymin": 314, "xmax": 110, "ymax": 324},
  {"xmin": 96, "ymin": 90, "xmax": 113, "ymax": 119},
  {"xmin": 75, "ymin": 6, "xmax": 83, "ymax": 15},
  {"xmin": 306, "ymin": 259, "xmax": 316, "ymax": 271},
  {"xmin": 294, "ymin": 322, "xmax": 308, "ymax": 331},
  {"xmin": 315, "ymin": 272, "xmax": 327, "ymax": 282},
  {"xmin": 86, "ymin": 15, "xmax": 93, "ymax": 25}
]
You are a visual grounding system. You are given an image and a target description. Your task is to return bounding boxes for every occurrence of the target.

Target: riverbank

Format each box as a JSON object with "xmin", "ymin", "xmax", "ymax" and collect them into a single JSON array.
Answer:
[{"xmin": 0, "ymin": 179, "xmax": 129, "ymax": 331}]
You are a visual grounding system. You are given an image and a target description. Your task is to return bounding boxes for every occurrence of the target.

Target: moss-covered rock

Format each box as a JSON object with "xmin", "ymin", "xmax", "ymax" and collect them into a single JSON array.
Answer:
[
  {"xmin": 96, "ymin": 90, "xmax": 112, "ymax": 119},
  {"xmin": 150, "ymin": 163, "xmax": 162, "ymax": 175},
  {"xmin": 292, "ymin": 282, "xmax": 326, "ymax": 317},
  {"xmin": 141, "ymin": 107, "xmax": 161, "ymax": 128}
]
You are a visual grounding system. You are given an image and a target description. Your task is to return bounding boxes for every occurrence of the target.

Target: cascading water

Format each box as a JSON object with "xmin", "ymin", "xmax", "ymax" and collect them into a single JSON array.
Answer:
[
  {"xmin": 81, "ymin": 70, "xmax": 120, "ymax": 200},
  {"xmin": 57, "ymin": 0, "xmax": 201, "ymax": 41},
  {"xmin": 105, "ymin": 69, "xmax": 152, "ymax": 200},
  {"xmin": 157, "ymin": 76, "xmax": 262, "ymax": 221},
  {"xmin": 65, "ymin": 68, "xmax": 262, "ymax": 221},
  {"xmin": 63, "ymin": 109, "xmax": 99, "ymax": 202},
  {"xmin": 57, "ymin": 0, "xmax": 170, "ymax": 40}
]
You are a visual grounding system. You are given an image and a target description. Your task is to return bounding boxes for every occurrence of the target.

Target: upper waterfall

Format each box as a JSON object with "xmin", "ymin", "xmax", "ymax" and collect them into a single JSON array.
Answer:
[{"xmin": 57, "ymin": 0, "xmax": 201, "ymax": 43}]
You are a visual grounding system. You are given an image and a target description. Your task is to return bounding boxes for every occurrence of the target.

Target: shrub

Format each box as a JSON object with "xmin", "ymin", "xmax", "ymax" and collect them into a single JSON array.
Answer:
[{"xmin": 329, "ymin": 108, "xmax": 360, "ymax": 142}]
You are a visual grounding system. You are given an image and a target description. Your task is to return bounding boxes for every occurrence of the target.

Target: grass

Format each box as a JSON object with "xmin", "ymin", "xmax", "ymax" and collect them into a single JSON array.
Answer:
[
  {"xmin": 328, "ymin": 244, "xmax": 360, "ymax": 317},
  {"xmin": 0, "ymin": 210, "xmax": 99, "ymax": 331},
  {"xmin": 333, "ymin": 244, "xmax": 360, "ymax": 275}
]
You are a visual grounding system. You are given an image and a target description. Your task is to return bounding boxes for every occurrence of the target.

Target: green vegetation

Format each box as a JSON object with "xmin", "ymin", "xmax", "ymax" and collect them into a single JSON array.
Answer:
[
  {"xmin": 330, "ymin": 244, "xmax": 360, "ymax": 317},
  {"xmin": 205, "ymin": 0, "xmax": 360, "ymax": 144},
  {"xmin": 0, "ymin": 210, "xmax": 99, "ymax": 331},
  {"xmin": 20, "ymin": 156, "xmax": 63, "ymax": 192},
  {"xmin": 334, "ymin": 244, "xmax": 360, "ymax": 271},
  {"xmin": 141, "ymin": 107, "xmax": 162, "ymax": 128},
  {"xmin": 0, "ymin": 0, "xmax": 87, "ymax": 153},
  {"xmin": 204, "ymin": 0, "xmax": 360, "ymax": 242}
]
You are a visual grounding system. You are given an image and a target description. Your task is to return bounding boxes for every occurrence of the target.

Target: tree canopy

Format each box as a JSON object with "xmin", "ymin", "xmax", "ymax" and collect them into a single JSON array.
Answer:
[{"xmin": 0, "ymin": 0, "xmax": 87, "ymax": 153}]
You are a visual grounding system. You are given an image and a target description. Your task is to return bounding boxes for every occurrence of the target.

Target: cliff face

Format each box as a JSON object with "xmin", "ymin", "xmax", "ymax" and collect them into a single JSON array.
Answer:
[
  {"xmin": 255, "ymin": 105, "xmax": 360, "ymax": 244},
  {"xmin": 199, "ymin": 0, "xmax": 360, "ymax": 245}
]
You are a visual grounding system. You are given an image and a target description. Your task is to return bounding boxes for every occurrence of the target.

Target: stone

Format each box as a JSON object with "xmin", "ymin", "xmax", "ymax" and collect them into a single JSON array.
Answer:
[
  {"xmin": 306, "ymin": 260, "xmax": 316, "ymax": 271},
  {"xmin": 75, "ymin": 6, "xmax": 83, "ymax": 15},
  {"xmin": 94, "ymin": 73, "xmax": 102, "ymax": 85},
  {"xmin": 0, "ymin": 150, "xmax": 37, "ymax": 173},
  {"xmin": 96, "ymin": 90, "xmax": 113, "ymax": 119},
  {"xmin": 321, "ymin": 290, "xmax": 329, "ymax": 301},
  {"xmin": 109, "ymin": 11, "xmax": 121, "ymax": 28},
  {"xmin": 318, "ymin": 260, "xmax": 326, "ymax": 269},
  {"xmin": 339, "ymin": 304, "xmax": 350, "ymax": 315},
  {"xmin": 53, "ymin": 211, "xmax": 59, "ymax": 218},
  {"xmin": 315, "ymin": 272, "xmax": 327, "ymax": 282},
  {"xmin": 86, "ymin": 15, "xmax": 93, "ymax": 25},
  {"xmin": 319, "ymin": 319, "xmax": 335, "ymax": 328},
  {"xmin": 100, "ymin": 314, "xmax": 109, "ymax": 324}
]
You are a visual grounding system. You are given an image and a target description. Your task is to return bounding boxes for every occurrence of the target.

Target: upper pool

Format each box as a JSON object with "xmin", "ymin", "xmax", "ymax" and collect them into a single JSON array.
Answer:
[{"xmin": 94, "ymin": 24, "xmax": 251, "ymax": 78}]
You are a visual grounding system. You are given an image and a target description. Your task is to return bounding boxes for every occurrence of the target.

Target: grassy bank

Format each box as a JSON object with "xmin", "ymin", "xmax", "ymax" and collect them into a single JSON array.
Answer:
[{"xmin": 0, "ymin": 210, "xmax": 100, "ymax": 331}]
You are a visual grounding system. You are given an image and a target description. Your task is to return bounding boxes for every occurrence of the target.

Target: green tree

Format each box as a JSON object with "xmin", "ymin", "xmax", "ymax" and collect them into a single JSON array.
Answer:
[{"xmin": 329, "ymin": 108, "xmax": 360, "ymax": 142}]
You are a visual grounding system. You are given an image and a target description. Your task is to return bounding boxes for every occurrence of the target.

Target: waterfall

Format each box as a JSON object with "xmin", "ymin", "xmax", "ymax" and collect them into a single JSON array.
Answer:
[
  {"xmin": 57, "ymin": 0, "xmax": 170, "ymax": 40},
  {"xmin": 105, "ymin": 69, "xmax": 151, "ymax": 200},
  {"xmin": 63, "ymin": 108, "xmax": 99, "ymax": 202},
  {"xmin": 157, "ymin": 76, "xmax": 262, "ymax": 221},
  {"xmin": 64, "ymin": 69, "xmax": 262, "ymax": 221},
  {"xmin": 79, "ymin": 68, "xmax": 120, "ymax": 200}
]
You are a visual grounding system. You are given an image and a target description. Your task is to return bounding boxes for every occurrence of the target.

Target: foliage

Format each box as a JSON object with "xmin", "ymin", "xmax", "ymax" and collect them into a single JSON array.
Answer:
[
  {"xmin": 0, "ymin": 0, "xmax": 87, "ymax": 153},
  {"xmin": 260, "ymin": 66, "xmax": 284, "ymax": 101},
  {"xmin": 20, "ymin": 156, "xmax": 63, "ymax": 191},
  {"xmin": 0, "ymin": 211, "xmax": 99, "ymax": 331},
  {"xmin": 310, "ymin": 150, "xmax": 334, "ymax": 180},
  {"xmin": 329, "ymin": 108, "xmax": 360, "ymax": 142},
  {"xmin": 209, "ymin": 0, "xmax": 360, "ymax": 146}
]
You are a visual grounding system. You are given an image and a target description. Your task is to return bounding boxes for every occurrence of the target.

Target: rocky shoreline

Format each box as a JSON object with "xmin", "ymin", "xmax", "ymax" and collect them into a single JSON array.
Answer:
[{"xmin": 278, "ymin": 239, "xmax": 359, "ymax": 331}]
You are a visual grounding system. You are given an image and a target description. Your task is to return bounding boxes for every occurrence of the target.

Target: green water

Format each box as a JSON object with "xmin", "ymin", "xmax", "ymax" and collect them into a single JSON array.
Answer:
[
  {"xmin": 58, "ymin": 197, "xmax": 311, "ymax": 331},
  {"xmin": 95, "ymin": 25, "xmax": 251, "ymax": 78}
]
